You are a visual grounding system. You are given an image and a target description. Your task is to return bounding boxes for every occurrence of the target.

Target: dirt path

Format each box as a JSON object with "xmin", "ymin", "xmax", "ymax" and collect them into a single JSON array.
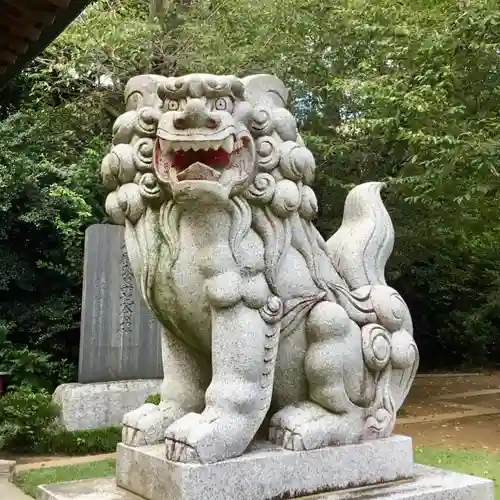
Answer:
[{"xmin": 395, "ymin": 372, "xmax": 500, "ymax": 452}]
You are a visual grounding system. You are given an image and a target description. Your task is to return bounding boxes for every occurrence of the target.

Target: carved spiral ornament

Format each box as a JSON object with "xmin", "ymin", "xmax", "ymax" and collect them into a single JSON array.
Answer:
[
  {"xmin": 370, "ymin": 287, "xmax": 410, "ymax": 332},
  {"xmin": 112, "ymin": 110, "xmax": 137, "ymax": 145},
  {"xmin": 260, "ymin": 295, "xmax": 283, "ymax": 324},
  {"xmin": 132, "ymin": 138, "xmax": 155, "ymax": 172},
  {"xmin": 361, "ymin": 324, "xmax": 392, "ymax": 372},
  {"xmin": 101, "ymin": 144, "xmax": 136, "ymax": 189},
  {"xmin": 298, "ymin": 185, "xmax": 318, "ymax": 220},
  {"xmin": 135, "ymin": 107, "xmax": 161, "ymax": 137},
  {"xmin": 279, "ymin": 141, "xmax": 316, "ymax": 185},
  {"xmin": 105, "ymin": 183, "xmax": 145, "ymax": 225},
  {"xmin": 272, "ymin": 108, "xmax": 298, "ymax": 142},
  {"xmin": 255, "ymin": 136, "xmax": 280, "ymax": 171},
  {"xmin": 390, "ymin": 329, "xmax": 419, "ymax": 370},
  {"xmin": 139, "ymin": 173, "xmax": 164, "ymax": 205},
  {"xmin": 245, "ymin": 173, "xmax": 276, "ymax": 204},
  {"xmin": 249, "ymin": 106, "xmax": 274, "ymax": 137},
  {"xmin": 270, "ymin": 179, "xmax": 301, "ymax": 218}
]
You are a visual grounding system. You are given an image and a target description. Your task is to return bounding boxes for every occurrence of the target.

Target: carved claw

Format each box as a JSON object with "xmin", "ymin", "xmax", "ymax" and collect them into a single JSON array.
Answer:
[
  {"xmin": 122, "ymin": 404, "xmax": 164, "ymax": 446},
  {"xmin": 270, "ymin": 402, "xmax": 364, "ymax": 451},
  {"xmin": 122, "ymin": 402, "xmax": 188, "ymax": 447},
  {"xmin": 164, "ymin": 409, "xmax": 257, "ymax": 464},
  {"xmin": 165, "ymin": 438, "xmax": 201, "ymax": 463},
  {"xmin": 165, "ymin": 412, "xmax": 205, "ymax": 462},
  {"xmin": 165, "ymin": 412, "xmax": 229, "ymax": 464},
  {"xmin": 269, "ymin": 424, "xmax": 307, "ymax": 451}
]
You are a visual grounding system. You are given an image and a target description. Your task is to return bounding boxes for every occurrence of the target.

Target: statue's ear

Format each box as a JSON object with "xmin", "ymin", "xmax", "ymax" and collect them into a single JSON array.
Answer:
[
  {"xmin": 241, "ymin": 74, "xmax": 289, "ymax": 108},
  {"xmin": 124, "ymin": 74, "xmax": 169, "ymax": 111}
]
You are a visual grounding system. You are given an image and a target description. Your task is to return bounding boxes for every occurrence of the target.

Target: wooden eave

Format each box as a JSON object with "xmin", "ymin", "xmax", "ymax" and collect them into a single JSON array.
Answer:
[{"xmin": 0, "ymin": 0, "xmax": 93, "ymax": 89}]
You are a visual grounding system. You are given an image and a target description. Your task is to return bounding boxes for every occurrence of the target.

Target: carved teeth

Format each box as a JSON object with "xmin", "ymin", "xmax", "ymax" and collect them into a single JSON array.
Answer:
[
  {"xmin": 222, "ymin": 136, "xmax": 234, "ymax": 154},
  {"xmin": 161, "ymin": 137, "xmax": 236, "ymax": 153}
]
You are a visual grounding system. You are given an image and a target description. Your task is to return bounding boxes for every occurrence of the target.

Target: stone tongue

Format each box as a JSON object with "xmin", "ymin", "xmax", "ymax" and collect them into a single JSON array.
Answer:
[{"xmin": 176, "ymin": 162, "xmax": 222, "ymax": 181}]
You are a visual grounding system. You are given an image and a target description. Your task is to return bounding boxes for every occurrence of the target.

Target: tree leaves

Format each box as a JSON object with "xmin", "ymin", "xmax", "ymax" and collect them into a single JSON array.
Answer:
[{"xmin": 2, "ymin": 0, "xmax": 500, "ymax": 371}]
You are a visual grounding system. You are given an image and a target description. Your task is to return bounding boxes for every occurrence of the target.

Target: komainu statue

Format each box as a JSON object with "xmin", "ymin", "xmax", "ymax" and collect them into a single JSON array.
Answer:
[{"xmin": 101, "ymin": 73, "xmax": 419, "ymax": 464}]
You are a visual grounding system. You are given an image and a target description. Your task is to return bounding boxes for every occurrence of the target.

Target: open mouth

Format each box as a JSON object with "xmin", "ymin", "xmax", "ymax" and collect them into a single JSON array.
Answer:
[{"xmin": 154, "ymin": 135, "xmax": 249, "ymax": 183}]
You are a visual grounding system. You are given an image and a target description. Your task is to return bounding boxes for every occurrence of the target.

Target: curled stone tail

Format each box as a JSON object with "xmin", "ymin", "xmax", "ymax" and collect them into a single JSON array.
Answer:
[{"xmin": 326, "ymin": 182, "xmax": 394, "ymax": 289}]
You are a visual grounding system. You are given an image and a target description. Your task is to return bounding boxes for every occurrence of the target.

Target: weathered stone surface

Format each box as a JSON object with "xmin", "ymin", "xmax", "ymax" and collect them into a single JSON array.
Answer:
[
  {"xmin": 37, "ymin": 478, "xmax": 142, "ymax": 500},
  {"xmin": 116, "ymin": 436, "xmax": 414, "ymax": 500},
  {"xmin": 0, "ymin": 459, "xmax": 15, "ymax": 480},
  {"xmin": 320, "ymin": 465, "xmax": 494, "ymax": 499},
  {"xmin": 79, "ymin": 224, "xmax": 163, "ymax": 383},
  {"xmin": 36, "ymin": 465, "xmax": 494, "ymax": 500},
  {"xmin": 103, "ymin": 73, "xmax": 420, "ymax": 465},
  {"xmin": 53, "ymin": 379, "xmax": 161, "ymax": 431}
]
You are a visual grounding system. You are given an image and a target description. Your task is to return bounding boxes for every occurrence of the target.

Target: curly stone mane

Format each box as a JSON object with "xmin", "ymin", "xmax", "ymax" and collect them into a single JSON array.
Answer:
[{"xmin": 101, "ymin": 74, "xmax": 327, "ymax": 307}]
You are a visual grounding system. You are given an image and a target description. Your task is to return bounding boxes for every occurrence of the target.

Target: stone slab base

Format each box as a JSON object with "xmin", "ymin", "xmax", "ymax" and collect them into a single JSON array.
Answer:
[
  {"xmin": 116, "ymin": 436, "xmax": 414, "ymax": 500},
  {"xmin": 53, "ymin": 379, "xmax": 162, "ymax": 431},
  {"xmin": 0, "ymin": 458, "xmax": 15, "ymax": 480},
  {"xmin": 38, "ymin": 478, "xmax": 142, "ymax": 500},
  {"xmin": 37, "ymin": 465, "xmax": 494, "ymax": 500}
]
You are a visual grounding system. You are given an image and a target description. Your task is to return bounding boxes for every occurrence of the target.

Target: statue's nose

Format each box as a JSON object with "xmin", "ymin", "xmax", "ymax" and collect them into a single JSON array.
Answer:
[{"xmin": 173, "ymin": 99, "xmax": 219, "ymax": 129}]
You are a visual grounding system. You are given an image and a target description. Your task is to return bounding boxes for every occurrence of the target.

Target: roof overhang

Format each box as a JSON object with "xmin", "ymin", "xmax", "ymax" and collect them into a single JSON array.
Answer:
[{"xmin": 0, "ymin": 0, "xmax": 93, "ymax": 89}]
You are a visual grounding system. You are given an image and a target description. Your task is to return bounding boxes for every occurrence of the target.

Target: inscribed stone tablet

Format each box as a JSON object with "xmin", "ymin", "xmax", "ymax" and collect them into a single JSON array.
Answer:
[{"xmin": 78, "ymin": 224, "xmax": 163, "ymax": 382}]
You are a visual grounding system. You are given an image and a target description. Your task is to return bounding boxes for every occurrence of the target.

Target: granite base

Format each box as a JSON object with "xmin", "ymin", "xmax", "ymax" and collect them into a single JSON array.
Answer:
[
  {"xmin": 53, "ymin": 379, "xmax": 162, "ymax": 431},
  {"xmin": 37, "ymin": 465, "xmax": 494, "ymax": 500},
  {"xmin": 0, "ymin": 459, "xmax": 15, "ymax": 480},
  {"xmin": 116, "ymin": 436, "xmax": 414, "ymax": 500}
]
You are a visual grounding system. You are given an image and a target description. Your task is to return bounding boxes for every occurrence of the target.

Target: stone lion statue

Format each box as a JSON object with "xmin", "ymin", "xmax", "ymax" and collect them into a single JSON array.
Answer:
[{"xmin": 101, "ymin": 73, "xmax": 419, "ymax": 464}]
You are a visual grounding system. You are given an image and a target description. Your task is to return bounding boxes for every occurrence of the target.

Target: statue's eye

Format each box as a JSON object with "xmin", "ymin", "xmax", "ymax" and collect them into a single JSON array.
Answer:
[
  {"xmin": 214, "ymin": 97, "xmax": 233, "ymax": 112},
  {"xmin": 166, "ymin": 100, "xmax": 179, "ymax": 111}
]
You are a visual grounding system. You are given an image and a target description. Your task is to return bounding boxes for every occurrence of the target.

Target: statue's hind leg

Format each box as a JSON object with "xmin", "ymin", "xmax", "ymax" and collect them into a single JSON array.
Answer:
[{"xmin": 269, "ymin": 301, "xmax": 379, "ymax": 451}]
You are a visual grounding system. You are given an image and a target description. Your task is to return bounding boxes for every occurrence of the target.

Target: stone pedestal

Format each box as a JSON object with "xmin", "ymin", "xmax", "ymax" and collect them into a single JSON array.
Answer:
[
  {"xmin": 53, "ymin": 379, "xmax": 161, "ymax": 431},
  {"xmin": 37, "ymin": 436, "xmax": 494, "ymax": 500},
  {"xmin": 116, "ymin": 436, "xmax": 413, "ymax": 500}
]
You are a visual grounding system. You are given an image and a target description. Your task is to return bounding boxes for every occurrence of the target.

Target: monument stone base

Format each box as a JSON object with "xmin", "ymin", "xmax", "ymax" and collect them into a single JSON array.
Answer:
[
  {"xmin": 37, "ymin": 435, "xmax": 494, "ymax": 500},
  {"xmin": 53, "ymin": 379, "xmax": 162, "ymax": 431}
]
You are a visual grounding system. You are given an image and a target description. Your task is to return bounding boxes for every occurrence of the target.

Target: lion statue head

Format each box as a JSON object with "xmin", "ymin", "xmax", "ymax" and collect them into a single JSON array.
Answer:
[{"xmin": 102, "ymin": 73, "xmax": 318, "ymax": 224}]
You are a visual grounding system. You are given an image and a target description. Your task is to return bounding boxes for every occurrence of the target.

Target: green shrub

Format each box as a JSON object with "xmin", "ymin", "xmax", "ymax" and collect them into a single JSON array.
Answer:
[
  {"xmin": 0, "ymin": 386, "xmax": 121, "ymax": 454},
  {"xmin": 145, "ymin": 393, "xmax": 161, "ymax": 405},
  {"xmin": 37, "ymin": 427, "xmax": 121, "ymax": 455},
  {"xmin": 0, "ymin": 387, "xmax": 59, "ymax": 451}
]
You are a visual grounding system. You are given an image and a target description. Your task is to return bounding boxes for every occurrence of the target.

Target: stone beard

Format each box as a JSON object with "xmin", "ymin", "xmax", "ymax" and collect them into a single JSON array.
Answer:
[{"xmin": 100, "ymin": 73, "xmax": 419, "ymax": 464}]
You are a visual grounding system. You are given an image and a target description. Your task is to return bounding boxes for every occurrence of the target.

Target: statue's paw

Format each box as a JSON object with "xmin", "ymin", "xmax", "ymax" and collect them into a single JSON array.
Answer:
[
  {"xmin": 269, "ymin": 402, "xmax": 363, "ymax": 451},
  {"xmin": 122, "ymin": 402, "xmax": 188, "ymax": 446},
  {"xmin": 165, "ymin": 410, "xmax": 252, "ymax": 464},
  {"xmin": 122, "ymin": 404, "xmax": 164, "ymax": 446},
  {"xmin": 165, "ymin": 412, "xmax": 219, "ymax": 464}
]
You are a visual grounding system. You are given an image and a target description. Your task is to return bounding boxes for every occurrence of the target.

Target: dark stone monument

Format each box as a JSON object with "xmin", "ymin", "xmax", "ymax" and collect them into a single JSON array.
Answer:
[{"xmin": 78, "ymin": 224, "xmax": 163, "ymax": 383}]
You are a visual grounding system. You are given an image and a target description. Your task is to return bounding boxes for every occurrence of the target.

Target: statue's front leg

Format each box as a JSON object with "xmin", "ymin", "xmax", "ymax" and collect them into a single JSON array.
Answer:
[
  {"xmin": 165, "ymin": 298, "xmax": 280, "ymax": 464},
  {"xmin": 122, "ymin": 330, "xmax": 210, "ymax": 446}
]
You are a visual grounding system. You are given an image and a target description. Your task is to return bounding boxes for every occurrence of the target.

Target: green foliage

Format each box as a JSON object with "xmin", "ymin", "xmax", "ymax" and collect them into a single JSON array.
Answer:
[
  {"xmin": 415, "ymin": 446, "xmax": 500, "ymax": 495},
  {"xmin": 0, "ymin": 387, "xmax": 60, "ymax": 452},
  {"xmin": 37, "ymin": 427, "xmax": 121, "ymax": 455},
  {"xmin": 15, "ymin": 459, "xmax": 116, "ymax": 498},
  {"xmin": 0, "ymin": 386, "xmax": 120, "ymax": 454},
  {"xmin": 2, "ymin": 0, "xmax": 500, "ymax": 370},
  {"xmin": 145, "ymin": 393, "xmax": 161, "ymax": 405},
  {"xmin": 0, "ymin": 69, "xmax": 108, "ymax": 374},
  {"xmin": 0, "ymin": 321, "xmax": 75, "ymax": 392}
]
